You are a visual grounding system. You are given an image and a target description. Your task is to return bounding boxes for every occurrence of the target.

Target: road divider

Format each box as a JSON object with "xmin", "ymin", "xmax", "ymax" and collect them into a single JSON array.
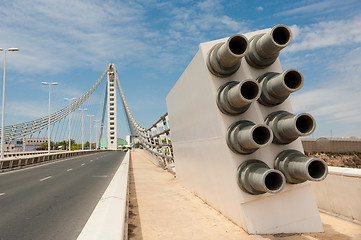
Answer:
[{"xmin": 77, "ymin": 151, "xmax": 129, "ymax": 240}]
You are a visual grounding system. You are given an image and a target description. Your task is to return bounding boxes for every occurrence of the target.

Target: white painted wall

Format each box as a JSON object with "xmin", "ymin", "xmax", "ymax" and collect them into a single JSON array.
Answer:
[{"xmin": 312, "ymin": 166, "xmax": 361, "ymax": 222}]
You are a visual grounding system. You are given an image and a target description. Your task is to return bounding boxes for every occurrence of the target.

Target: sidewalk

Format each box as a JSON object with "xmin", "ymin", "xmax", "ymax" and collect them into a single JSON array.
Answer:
[{"xmin": 128, "ymin": 149, "xmax": 361, "ymax": 240}]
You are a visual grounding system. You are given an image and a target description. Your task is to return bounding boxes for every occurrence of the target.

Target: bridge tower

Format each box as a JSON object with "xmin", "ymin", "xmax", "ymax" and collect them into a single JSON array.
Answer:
[{"xmin": 107, "ymin": 64, "xmax": 118, "ymax": 150}]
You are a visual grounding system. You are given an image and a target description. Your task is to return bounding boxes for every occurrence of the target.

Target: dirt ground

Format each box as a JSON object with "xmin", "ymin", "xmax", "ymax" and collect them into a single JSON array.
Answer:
[{"xmin": 308, "ymin": 152, "xmax": 361, "ymax": 169}]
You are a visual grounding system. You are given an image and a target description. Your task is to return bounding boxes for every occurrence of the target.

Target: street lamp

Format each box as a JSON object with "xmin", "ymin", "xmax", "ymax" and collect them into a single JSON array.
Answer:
[
  {"xmin": 94, "ymin": 120, "xmax": 100, "ymax": 150},
  {"xmin": 79, "ymin": 108, "xmax": 87, "ymax": 150},
  {"xmin": 42, "ymin": 81, "xmax": 59, "ymax": 155},
  {"xmin": 64, "ymin": 97, "xmax": 76, "ymax": 151},
  {"xmin": 0, "ymin": 48, "xmax": 19, "ymax": 160},
  {"xmin": 87, "ymin": 114, "xmax": 95, "ymax": 150}
]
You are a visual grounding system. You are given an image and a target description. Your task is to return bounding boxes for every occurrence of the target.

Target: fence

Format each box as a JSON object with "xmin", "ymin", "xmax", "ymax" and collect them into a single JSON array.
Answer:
[{"xmin": 302, "ymin": 138, "xmax": 361, "ymax": 153}]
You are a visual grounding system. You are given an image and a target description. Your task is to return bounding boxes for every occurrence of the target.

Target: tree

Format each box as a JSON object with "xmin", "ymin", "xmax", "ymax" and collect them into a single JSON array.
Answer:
[{"xmin": 134, "ymin": 142, "xmax": 143, "ymax": 148}]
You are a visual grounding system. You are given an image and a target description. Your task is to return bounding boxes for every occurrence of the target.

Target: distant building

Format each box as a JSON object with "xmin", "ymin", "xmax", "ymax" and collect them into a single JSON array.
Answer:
[
  {"xmin": 4, "ymin": 139, "xmax": 23, "ymax": 152},
  {"xmin": 23, "ymin": 138, "xmax": 48, "ymax": 151},
  {"xmin": 98, "ymin": 138, "xmax": 128, "ymax": 149}
]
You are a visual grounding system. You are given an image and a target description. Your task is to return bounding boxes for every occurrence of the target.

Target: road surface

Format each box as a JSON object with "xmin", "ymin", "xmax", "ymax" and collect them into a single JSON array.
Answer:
[{"xmin": 0, "ymin": 151, "xmax": 125, "ymax": 240}]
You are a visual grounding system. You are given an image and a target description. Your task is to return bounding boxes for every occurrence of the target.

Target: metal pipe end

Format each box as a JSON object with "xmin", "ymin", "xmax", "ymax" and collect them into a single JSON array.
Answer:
[
  {"xmin": 252, "ymin": 124, "xmax": 273, "ymax": 147},
  {"xmin": 245, "ymin": 24, "xmax": 293, "ymax": 68},
  {"xmin": 264, "ymin": 169, "xmax": 286, "ymax": 194},
  {"xmin": 226, "ymin": 34, "xmax": 249, "ymax": 58},
  {"xmin": 295, "ymin": 113, "xmax": 316, "ymax": 136},
  {"xmin": 227, "ymin": 121, "xmax": 273, "ymax": 154},
  {"xmin": 283, "ymin": 69, "xmax": 304, "ymax": 93},
  {"xmin": 307, "ymin": 158, "xmax": 328, "ymax": 181},
  {"xmin": 270, "ymin": 24, "xmax": 293, "ymax": 48},
  {"xmin": 237, "ymin": 160, "xmax": 285, "ymax": 195},
  {"xmin": 240, "ymin": 80, "xmax": 260, "ymax": 102},
  {"xmin": 257, "ymin": 69, "xmax": 304, "ymax": 106},
  {"xmin": 207, "ymin": 34, "xmax": 249, "ymax": 77},
  {"xmin": 275, "ymin": 150, "xmax": 328, "ymax": 183},
  {"xmin": 265, "ymin": 111, "xmax": 316, "ymax": 144},
  {"xmin": 217, "ymin": 80, "xmax": 260, "ymax": 115}
]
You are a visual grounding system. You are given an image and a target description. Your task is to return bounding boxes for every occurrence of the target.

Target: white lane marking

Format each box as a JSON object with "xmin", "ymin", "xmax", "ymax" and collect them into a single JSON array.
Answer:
[
  {"xmin": 67, "ymin": 168, "xmax": 73, "ymax": 172},
  {"xmin": 91, "ymin": 175, "xmax": 108, "ymax": 178},
  {"xmin": 40, "ymin": 176, "xmax": 52, "ymax": 181},
  {"xmin": 81, "ymin": 163, "xmax": 86, "ymax": 166},
  {"xmin": 0, "ymin": 193, "xmax": 5, "ymax": 196}
]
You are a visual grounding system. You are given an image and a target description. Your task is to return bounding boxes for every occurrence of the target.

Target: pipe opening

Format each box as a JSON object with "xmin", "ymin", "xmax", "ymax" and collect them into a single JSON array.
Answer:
[
  {"xmin": 296, "ymin": 115, "xmax": 314, "ymax": 134},
  {"xmin": 241, "ymin": 81, "xmax": 259, "ymax": 100},
  {"xmin": 229, "ymin": 35, "xmax": 248, "ymax": 55},
  {"xmin": 272, "ymin": 26, "xmax": 291, "ymax": 45},
  {"xmin": 308, "ymin": 160, "xmax": 327, "ymax": 179},
  {"xmin": 265, "ymin": 172, "xmax": 284, "ymax": 191},
  {"xmin": 284, "ymin": 71, "xmax": 303, "ymax": 90},
  {"xmin": 252, "ymin": 126, "xmax": 271, "ymax": 145}
]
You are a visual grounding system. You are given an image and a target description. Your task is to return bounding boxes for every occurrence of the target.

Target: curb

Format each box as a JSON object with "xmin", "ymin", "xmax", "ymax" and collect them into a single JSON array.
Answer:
[{"xmin": 77, "ymin": 151, "xmax": 130, "ymax": 240}]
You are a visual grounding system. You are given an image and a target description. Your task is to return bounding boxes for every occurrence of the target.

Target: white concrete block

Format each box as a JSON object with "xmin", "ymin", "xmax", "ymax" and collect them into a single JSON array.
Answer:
[{"xmin": 167, "ymin": 28, "xmax": 324, "ymax": 234}]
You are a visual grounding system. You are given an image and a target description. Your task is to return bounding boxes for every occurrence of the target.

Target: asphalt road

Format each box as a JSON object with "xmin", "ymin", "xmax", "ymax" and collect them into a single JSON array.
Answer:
[{"xmin": 0, "ymin": 151, "xmax": 125, "ymax": 240}]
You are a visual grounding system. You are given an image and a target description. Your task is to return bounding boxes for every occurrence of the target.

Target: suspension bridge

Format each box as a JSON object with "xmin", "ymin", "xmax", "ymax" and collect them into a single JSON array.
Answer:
[
  {"xmin": 0, "ymin": 63, "xmax": 173, "ymax": 165},
  {"xmin": 0, "ymin": 25, "xmax": 360, "ymax": 240}
]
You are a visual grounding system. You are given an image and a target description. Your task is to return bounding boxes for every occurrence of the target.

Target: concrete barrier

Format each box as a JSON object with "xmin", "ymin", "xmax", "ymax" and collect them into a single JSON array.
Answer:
[
  {"xmin": 77, "ymin": 151, "xmax": 130, "ymax": 240},
  {"xmin": 312, "ymin": 166, "xmax": 361, "ymax": 222},
  {"xmin": 302, "ymin": 138, "xmax": 361, "ymax": 153},
  {"xmin": 0, "ymin": 150, "xmax": 106, "ymax": 172}
]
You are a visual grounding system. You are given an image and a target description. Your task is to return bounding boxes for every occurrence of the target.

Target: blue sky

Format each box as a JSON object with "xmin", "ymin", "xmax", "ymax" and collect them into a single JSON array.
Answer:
[{"xmin": 0, "ymin": 0, "xmax": 361, "ymax": 140}]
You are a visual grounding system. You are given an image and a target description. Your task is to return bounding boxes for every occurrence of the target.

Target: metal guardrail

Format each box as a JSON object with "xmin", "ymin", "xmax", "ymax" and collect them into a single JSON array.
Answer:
[
  {"xmin": 115, "ymin": 68, "xmax": 174, "ymax": 170},
  {"xmin": 0, "ymin": 150, "xmax": 105, "ymax": 172}
]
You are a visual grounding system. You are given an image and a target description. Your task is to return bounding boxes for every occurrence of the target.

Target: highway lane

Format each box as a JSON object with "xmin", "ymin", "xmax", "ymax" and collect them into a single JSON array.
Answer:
[{"xmin": 0, "ymin": 151, "xmax": 125, "ymax": 240}]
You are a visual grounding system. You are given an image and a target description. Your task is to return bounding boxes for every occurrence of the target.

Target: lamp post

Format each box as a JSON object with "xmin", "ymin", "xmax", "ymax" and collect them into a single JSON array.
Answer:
[
  {"xmin": 42, "ymin": 81, "xmax": 59, "ymax": 155},
  {"xmin": 79, "ymin": 108, "xmax": 87, "ymax": 150},
  {"xmin": 0, "ymin": 48, "xmax": 19, "ymax": 160},
  {"xmin": 94, "ymin": 120, "xmax": 100, "ymax": 150},
  {"xmin": 64, "ymin": 97, "xmax": 76, "ymax": 151},
  {"xmin": 87, "ymin": 115, "xmax": 95, "ymax": 150}
]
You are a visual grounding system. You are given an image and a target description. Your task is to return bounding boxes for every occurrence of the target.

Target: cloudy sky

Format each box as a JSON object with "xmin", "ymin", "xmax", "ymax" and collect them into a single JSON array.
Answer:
[{"xmin": 0, "ymin": 0, "xmax": 361, "ymax": 139}]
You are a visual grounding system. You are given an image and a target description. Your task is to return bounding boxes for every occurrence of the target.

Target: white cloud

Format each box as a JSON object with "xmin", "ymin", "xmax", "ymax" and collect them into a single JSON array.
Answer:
[
  {"xmin": 278, "ymin": 0, "xmax": 358, "ymax": 16},
  {"xmin": 5, "ymin": 100, "xmax": 48, "ymax": 119},
  {"xmin": 285, "ymin": 15, "xmax": 361, "ymax": 53},
  {"xmin": 0, "ymin": 0, "xmax": 249, "ymax": 80},
  {"xmin": 167, "ymin": 0, "xmax": 248, "ymax": 39},
  {"xmin": 0, "ymin": 0, "xmax": 147, "ymax": 74},
  {"xmin": 291, "ymin": 46, "xmax": 361, "ymax": 132},
  {"xmin": 257, "ymin": 6, "xmax": 264, "ymax": 11}
]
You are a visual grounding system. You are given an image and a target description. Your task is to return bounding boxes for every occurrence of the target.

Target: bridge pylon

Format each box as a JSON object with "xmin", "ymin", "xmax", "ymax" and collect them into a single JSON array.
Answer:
[{"xmin": 106, "ymin": 64, "xmax": 118, "ymax": 150}]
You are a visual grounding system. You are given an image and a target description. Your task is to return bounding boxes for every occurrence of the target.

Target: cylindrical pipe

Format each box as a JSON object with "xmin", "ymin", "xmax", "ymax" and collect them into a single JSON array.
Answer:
[
  {"xmin": 275, "ymin": 150, "xmax": 328, "ymax": 184},
  {"xmin": 227, "ymin": 120, "xmax": 273, "ymax": 154},
  {"xmin": 207, "ymin": 34, "xmax": 249, "ymax": 77},
  {"xmin": 246, "ymin": 25, "xmax": 292, "ymax": 68},
  {"xmin": 265, "ymin": 111, "xmax": 316, "ymax": 144},
  {"xmin": 237, "ymin": 160, "xmax": 285, "ymax": 195},
  {"xmin": 217, "ymin": 80, "xmax": 260, "ymax": 115},
  {"xmin": 257, "ymin": 69, "xmax": 304, "ymax": 106}
]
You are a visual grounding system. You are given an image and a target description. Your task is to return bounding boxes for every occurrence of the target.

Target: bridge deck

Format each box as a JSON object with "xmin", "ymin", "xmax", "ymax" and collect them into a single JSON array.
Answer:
[{"xmin": 128, "ymin": 149, "xmax": 361, "ymax": 240}]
